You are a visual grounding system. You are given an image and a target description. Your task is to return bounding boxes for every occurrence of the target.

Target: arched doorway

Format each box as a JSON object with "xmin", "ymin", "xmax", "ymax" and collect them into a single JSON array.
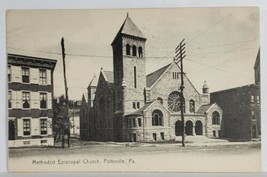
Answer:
[
  {"xmin": 185, "ymin": 120, "xmax": 193, "ymax": 135},
  {"xmin": 175, "ymin": 120, "xmax": 183, "ymax": 136},
  {"xmin": 9, "ymin": 120, "xmax": 15, "ymax": 140},
  {"xmin": 195, "ymin": 121, "xmax": 203, "ymax": 135}
]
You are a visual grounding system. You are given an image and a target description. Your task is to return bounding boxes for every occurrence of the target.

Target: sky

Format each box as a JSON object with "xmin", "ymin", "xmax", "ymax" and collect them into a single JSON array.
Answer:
[{"xmin": 6, "ymin": 7, "xmax": 259, "ymax": 100}]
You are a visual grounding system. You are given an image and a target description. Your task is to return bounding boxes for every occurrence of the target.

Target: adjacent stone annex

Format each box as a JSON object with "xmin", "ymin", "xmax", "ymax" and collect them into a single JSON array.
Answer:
[{"xmin": 80, "ymin": 15, "xmax": 223, "ymax": 142}]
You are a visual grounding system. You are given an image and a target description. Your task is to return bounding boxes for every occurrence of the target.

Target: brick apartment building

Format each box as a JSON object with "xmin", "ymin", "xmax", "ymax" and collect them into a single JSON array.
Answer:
[
  {"xmin": 211, "ymin": 49, "xmax": 260, "ymax": 141},
  {"xmin": 8, "ymin": 54, "xmax": 57, "ymax": 147},
  {"xmin": 80, "ymin": 15, "xmax": 223, "ymax": 142}
]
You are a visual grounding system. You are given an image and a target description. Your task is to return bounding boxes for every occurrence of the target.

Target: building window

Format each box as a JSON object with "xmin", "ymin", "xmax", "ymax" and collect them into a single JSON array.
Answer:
[
  {"xmin": 157, "ymin": 97, "xmax": 163, "ymax": 104},
  {"xmin": 133, "ymin": 102, "xmax": 136, "ymax": 109},
  {"xmin": 132, "ymin": 45, "xmax": 137, "ymax": 56},
  {"xmin": 172, "ymin": 72, "xmax": 179, "ymax": 79},
  {"xmin": 22, "ymin": 92, "xmax": 30, "ymax": 108},
  {"xmin": 250, "ymin": 95, "xmax": 254, "ymax": 103},
  {"xmin": 132, "ymin": 133, "xmax": 137, "ymax": 142},
  {"xmin": 152, "ymin": 110, "xmax": 163, "ymax": 126},
  {"xmin": 134, "ymin": 66, "xmax": 137, "ymax": 88},
  {"xmin": 22, "ymin": 67, "xmax": 30, "ymax": 83},
  {"xmin": 39, "ymin": 69, "xmax": 47, "ymax": 84},
  {"xmin": 138, "ymin": 118, "xmax": 142, "ymax": 127},
  {"xmin": 189, "ymin": 100, "xmax": 195, "ymax": 113},
  {"xmin": 8, "ymin": 91, "xmax": 12, "ymax": 108},
  {"xmin": 256, "ymin": 96, "xmax": 260, "ymax": 104},
  {"xmin": 23, "ymin": 119, "xmax": 30, "ymax": 136},
  {"xmin": 40, "ymin": 119, "xmax": 47, "ymax": 134},
  {"xmin": 153, "ymin": 133, "xmax": 157, "ymax": 141},
  {"xmin": 212, "ymin": 111, "xmax": 220, "ymax": 125},
  {"xmin": 213, "ymin": 130, "xmax": 216, "ymax": 137},
  {"xmin": 168, "ymin": 91, "xmax": 182, "ymax": 112},
  {"xmin": 251, "ymin": 111, "xmax": 255, "ymax": 119},
  {"xmin": 137, "ymin": 102, "xmax": 140, "ymax": 109},
  {"xmin": 138, "ymin": 46, "xmax": 143, "ymax": 57},
  {"xmin": 8, "ymin": 65, "xmax": 11, "ymax": 82},
  {"xmin": 40, "ymin": 93, "xmax": 47, "ymax": 109},
  {"xmin": 126, "ymin": 44, "xmax": 131, "ymax": 55},
  {"xmin": 132, "ymin": 118, "xmax": 136, "ymax": 127},
  {"xmin": 160, "ymin": 132, "xmax": 164, "ymax": 140}
]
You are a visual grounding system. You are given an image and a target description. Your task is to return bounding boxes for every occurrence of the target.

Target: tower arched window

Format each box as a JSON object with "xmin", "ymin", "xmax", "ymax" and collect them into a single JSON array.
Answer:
[
  {"xmin": 152, "ymin": 110, "xmax": 163, "ymax": 126},
  {"xmin": 132, "ymin": 45, "xmax": 137, "ymax": 56},
  {"xmin": 138, "ymin": 46, "xmax": 143, "ymax": 57},
  {"xmin": 189, "ymin": 100, "xmax": 195, "ymax": 113},
  {"xmin": 212, "ymin": 111, "xmax": 220, "ymax": 125},
  {"xmin": 126, "ymin": 44, "xmax": 131, "ymax": 55}
]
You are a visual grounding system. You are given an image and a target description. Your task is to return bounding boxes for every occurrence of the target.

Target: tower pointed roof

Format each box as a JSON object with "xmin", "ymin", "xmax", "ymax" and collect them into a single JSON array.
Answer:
[
  {"xmin": 87, "ymin": 74, "xmax": 97, "ymax": 88},
  {"xmin": 112, "ymin": 14, "xmax": 146, "ymax": 45}
]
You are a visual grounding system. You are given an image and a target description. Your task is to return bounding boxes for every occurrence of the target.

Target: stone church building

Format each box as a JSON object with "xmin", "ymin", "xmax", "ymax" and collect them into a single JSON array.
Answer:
[{"xmin": 80, "ymin": 15, "xmax": 223, "ymax": 142}]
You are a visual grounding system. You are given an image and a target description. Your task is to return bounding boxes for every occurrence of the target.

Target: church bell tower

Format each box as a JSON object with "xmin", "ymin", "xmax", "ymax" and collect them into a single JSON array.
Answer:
[
  {"xmin": 111, "ymin": 14, "xmax": 147, "ymax": 114},
  {"xmin": 111, "ymin": 14, "xmax": 147, "ymax": 141}
]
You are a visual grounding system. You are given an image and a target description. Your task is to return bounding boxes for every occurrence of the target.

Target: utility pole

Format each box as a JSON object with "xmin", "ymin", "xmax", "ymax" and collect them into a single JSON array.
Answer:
[
  {"xmin": 61, "ymin": 37, "xmax": 70, "ymax": 148},
  {"xmin": 174, "ymin": 39, "xmax": 186, "ymax": 147}
]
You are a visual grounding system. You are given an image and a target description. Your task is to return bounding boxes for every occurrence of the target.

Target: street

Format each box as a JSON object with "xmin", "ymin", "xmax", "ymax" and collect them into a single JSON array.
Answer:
[{"xmin": 8, "ymin": 138, "xmax": 261, "ymax": 172}]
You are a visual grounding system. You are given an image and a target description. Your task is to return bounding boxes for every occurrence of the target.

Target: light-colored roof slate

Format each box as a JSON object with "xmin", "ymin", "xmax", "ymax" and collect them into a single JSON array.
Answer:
[
  {"xmin": 112, "ymin": 15, "xmax": 145, "ymax": 44},
  {"xmin": 146, "ymin": 63, "xmax": 171, "ymax": 88},
  {"xmin": 88, "ymin": 75, "xmax": 98, "ymax": 88},
  {"xmin": 103, "ymin": 71, "xmax": 114, "ymax": 83},
  {"xmin": 196, "ymin": 104, "xmax": 213, "ymax": 114}
]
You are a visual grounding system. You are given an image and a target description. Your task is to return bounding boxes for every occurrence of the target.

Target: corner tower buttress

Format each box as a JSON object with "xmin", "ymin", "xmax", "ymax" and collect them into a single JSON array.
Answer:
[{"xmin": 111, "ymin": 15, "xmax": 147, "ymax": 115}]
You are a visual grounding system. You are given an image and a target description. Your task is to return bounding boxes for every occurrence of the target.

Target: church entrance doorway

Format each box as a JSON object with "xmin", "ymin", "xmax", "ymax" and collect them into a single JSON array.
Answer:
[
  {"xmin": 185, "ymin": 120, "xmax": 193, "ymax": 135},
  {"xmin": 175, "ymin": 120, "xmax": 183, "ymax": 136},
  {"xmin": 195, "ymin": 121, "xmax": 203, "ymax": 135}
]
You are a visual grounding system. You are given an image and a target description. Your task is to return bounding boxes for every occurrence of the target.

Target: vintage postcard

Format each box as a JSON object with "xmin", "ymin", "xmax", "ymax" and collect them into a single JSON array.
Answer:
[{"xmin": 7, "ymin": 7, "xmax": 261, "ymax": 172}]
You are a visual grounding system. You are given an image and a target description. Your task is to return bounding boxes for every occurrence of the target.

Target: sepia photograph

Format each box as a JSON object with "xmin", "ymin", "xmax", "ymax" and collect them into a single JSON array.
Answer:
[{"xmin": 7, "ymin": 7, "xmax": 261, "ymax": 172}]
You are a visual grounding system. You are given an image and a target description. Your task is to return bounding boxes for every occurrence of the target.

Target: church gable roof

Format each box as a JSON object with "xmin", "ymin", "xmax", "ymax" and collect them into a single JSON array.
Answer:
[
  {"xmin": 196, "ymin": 104, "xmax": 212, "ymax": 114},
  {"xmin": 103, "ymin": 70, "xmax": 114, "ymax": 83},
  {"xmin": 146, "ymin": 63, "xmax": 172, "ymax": 88},
  {"xmin": 146, "ymin": 62, "xmax": 200, "ymax": 94},
  {"xmin": 87, "ymin": 75, "xmax": 98, "ymax": 88},
  {"xmin": 129, "ymin": 101, "xmax": 154, "ymax": 116},
  {"xmin": 126, "ymin": 100, "xmax": 170, "ymax": 116},
  {"xmin": 112, "ymin": 15, "xmax": 146, "ymax": 44},
  {"xmin": 100, "ymin": 70, "xmax": 114, "ymax": 92},
  {"xmin": 196, "ymin": 103, "xmax": 220, "ymax": 114}
]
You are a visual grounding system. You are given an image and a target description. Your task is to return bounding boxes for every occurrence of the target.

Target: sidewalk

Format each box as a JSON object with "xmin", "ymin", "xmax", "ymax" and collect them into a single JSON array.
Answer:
[{"xmin": 67, "ymin": 136, "xmax": 261, "ymax": 148}]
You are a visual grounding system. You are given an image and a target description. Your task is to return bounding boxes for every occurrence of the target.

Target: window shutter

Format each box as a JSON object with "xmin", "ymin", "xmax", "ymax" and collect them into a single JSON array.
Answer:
[
  {"xmin": 12, "ymin": 66, "xmax": 21, "ymax": 83},
  {"xmin": 30, "ymin": 68, "xmax": 39, "ymax": 84},
  {"xmin": 31, "ymin": 119, "xmax": 39, "ymax": 135},
  {"xmin": 16, "ymin": 91, "xmax": 22, "ymax": 109},
  {"xmin": 30, "ymin": 92, "xmax": 38, "ymax": 109},
  {"xmin": 17, "ymin": 119, "xmax": 23, "ymax": 137},
  {"xmin": 47, "ymin": 92, "xmax": 52, "ymax": 109},
  {"xmin": 47, "ymin": 69, "xmax": 51, "ymax": 85},
  {"xmin": 47, "ymin": 118, "xmax": 52, "ymax": 135}
]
